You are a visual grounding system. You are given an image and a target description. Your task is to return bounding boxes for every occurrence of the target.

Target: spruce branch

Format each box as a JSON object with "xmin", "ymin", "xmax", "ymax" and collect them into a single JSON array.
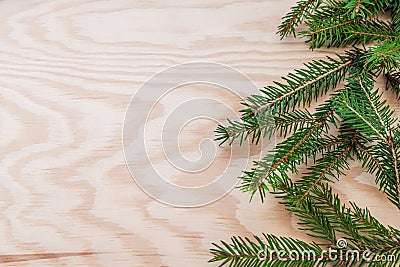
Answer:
[
  {"xmin": 215, "ymin": 52, "xmax": 357, "ymax": 146},
  {"xmin": 294, "ymin": 143, "xmax": 353, "ymax": 206},
  {"xmin": 392, "ymin": 0, "xmax": 400, "ymax": 33},
  {"xmin": 310, "ymin": 0, "xmax": 345, "ymax": 18},
  {"xmin": 387, "ymin": 72, "xmax": 400, "ymax": 99},
  {"xmin": 238, "ymin": 107, "xmax": 336, "ymax": 201},
  {"xmin": 211, "ymin": 180, "xmax": 400, "ymax": 266},
  {"xmin": 302, "ymin": 18, "xmax": 397, "ymax": 49},
  {"xmin": 210, "ymin": 234, "xmax": 328, "ymax": 266},
  {"xmin": 343, "ymin": 0, "xmax": 388, "ymax": 19},
  {"xmin": 277, "ymin": 0, "xmax": 395, "ymax": 39},
  {"xmin": 277, "ymin": 0, "xmax": 321, "ymax": 38},
  {"xmin": 274, "ymin": 179, "xmax": 399, "ymax": 251},
  {"xmin": 333, "ymin": 74, "xmax": 400, "ymax": 207},
  {"xmin": 356, "ymin": 139, "xmax": 400, "ymax": 208},
  {"xmin": 350, "ymin": 202, "xmax": 400, "ymax": 247},
  {"xmin": 334, "ymin": 75, "xmax": 397, "ymax": 140},
  {"xmin": 308, "ymin": 184, "xmax": 362, "ymax": 247},
  {"xmin": 374, "ymin": 130, "xmax": 400, "ymax": 208},
  {"xmin": 215, "ymin": 109, "xmax": 315, "ymax": 145},
  {"xmin": 362, "ymin": 37, "xmax": 400, "ymax": 74},
  {"xmin": 278, "ymin": 182, "xmax": 352, "ymax": 245},
  {"xmin": 249, "ymin": 53, "xmax": 354, "ymax": 115}
]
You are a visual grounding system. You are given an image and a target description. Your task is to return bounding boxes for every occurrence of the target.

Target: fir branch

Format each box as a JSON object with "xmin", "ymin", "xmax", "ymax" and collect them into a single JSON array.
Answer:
[
  {"xmin": 295, "ymin": 143, "xmax": 353, "ymax": 206},
  {"xmin": 273, "ymin": 125, "xmax": 368, "ymax": 246},
  {"xmin": 302, "ymin": 18, "xmax": 397, "ymax": 49},
  {"xmin": 358, "ymin": 78, "xmax": 388, "ymax": 135},
  {"xmin": 339, "ymin": 100, "xmax": 385, "ymax": 139},
  {"xmin": 309, "ymin": 18, "xmax": 355, "ymax": 35},
  {"xmin": 277, "ymin": 0, "xmax": 321, "ymax": 38},
  {"xmin": 350, "ymin": 202, "xmax": 399, "ymax": 247},
  {"xmin": 303, "ymin": 17, "xmax": 356, "ymax": 48},
  {"xmin": 374, "ymin": 133, "xmax": 400, "ymax": 208},
  {"xmin": 334, "ymin": 75, "xmax": 397, "ymax": 141},
  {"xmin": 354, "ymin": 142, "xmax": 385, "ymax": 174},
  {"xmin": 212, "ymin": 180, "xmax": 400, "ymax": 266},
  {"xmin": 275, "ymin": 178, "xmax": 399, "ymax": 251},
  {"xmin": 216, "ymin": 52, "xmax": 357, "ymax": 146},
  {"xmin": 392, "ymin": 0, "xmax": 400, "ymax": 33},
  {"xmin": 356, "ymin": 141, "xmax": 400, "ymax": 208},
  {"xmin": 311, "ymin": 184, "xmax": 362, "ymax": 247},
  {"xmin": 273, "ymin": 180, "xmax": 340, "ymax": 244},
  {"xmin": 334, "ymin": 75, "xmax": 400, "ymax": 208},
  {"xmin": 210, "ymin": 234, "xmax": 328, "ymax": 266},
  {"xmin": 343, "ymin": 0, "xmax": 388, "ymax": 19},
  {"xmin": 363, "ymin": 37, "xmax": 400, "ymax": 74},
  {"xmin": 253, "ymin": 59, "xmax": 351, "ymax": 114},
  {"xmin": 308, "ymin": 0, "xmax": 347, "ymax": 20},
  {"xmin": 247, "ymin": 52, "xmax": 355, "ymax": 116},
  {"xmin": 274, "ymin": 110, "xmax": 315, "ymax": 137},
  {"xmin": 239, "ymin": 108, "xmax": 335, "ymax": 200},
  {"xmin": 387, "ymin": 72, "xmax": 400, "ymax": 99},
  {"xmin": 215, "ymin": 109, "xmax": 315, "ymax": 145},
  {"xmin": 274, "ymin": 177, "xmax": 395, "ymax": 250},
  {"xmin": 347, "ymin": 19, "xmax": 397, "ymax": 40}
]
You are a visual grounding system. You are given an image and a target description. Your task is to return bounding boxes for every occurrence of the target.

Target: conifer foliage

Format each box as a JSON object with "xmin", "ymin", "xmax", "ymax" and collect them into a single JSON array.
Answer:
[{"xmin": 211, "ymin": 0, "xmax": 400, "ymax": 266}]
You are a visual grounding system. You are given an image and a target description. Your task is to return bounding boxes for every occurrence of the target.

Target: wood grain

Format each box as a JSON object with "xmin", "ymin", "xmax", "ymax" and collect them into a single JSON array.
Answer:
[{"xmin": 0, "ymin": 0, "xmax": 399, "ymax": 266}]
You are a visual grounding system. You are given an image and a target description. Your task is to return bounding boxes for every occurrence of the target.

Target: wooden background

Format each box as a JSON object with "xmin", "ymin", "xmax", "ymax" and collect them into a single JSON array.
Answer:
[{"xmin": 0, "ymin": 0, "xmax": 399, "ymax": 266}]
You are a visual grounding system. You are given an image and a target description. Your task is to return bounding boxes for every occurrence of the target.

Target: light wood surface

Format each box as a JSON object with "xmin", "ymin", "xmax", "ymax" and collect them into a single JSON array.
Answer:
[{"xmin": 0, "ymin": 0, "xmax": 399, "ymax": 266}]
